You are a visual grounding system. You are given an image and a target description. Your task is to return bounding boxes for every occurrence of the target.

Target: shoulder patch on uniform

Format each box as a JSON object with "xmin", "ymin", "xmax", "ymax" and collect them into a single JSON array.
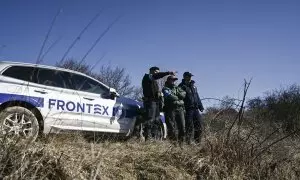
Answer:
[{"xmin": 163, "ymin": 89, "xmax": 171, "ymax": 96}]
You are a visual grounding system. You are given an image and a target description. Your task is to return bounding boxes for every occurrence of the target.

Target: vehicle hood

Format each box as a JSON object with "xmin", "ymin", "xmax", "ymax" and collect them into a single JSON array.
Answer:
[{"xmin": 116, "ymin": 97, "xmax": 143, "ymax": 109}]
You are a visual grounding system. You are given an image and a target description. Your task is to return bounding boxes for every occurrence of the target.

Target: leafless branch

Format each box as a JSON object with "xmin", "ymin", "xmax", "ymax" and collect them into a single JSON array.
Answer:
[
  {"xmin": 36, "ymin": 8, "xmax": 62, "ymax": 64},
  {"xmin": 226, "ymin": 78, "xmax": 252, "ymax": 143},
  {"xmin": 252, "ymin": 128, "xmax": 299, "ymax": 162},
  {"xmin": 78, "ymin": 15, "xmax": 122, "ymax": 68},
  {"xmin": 40, "ymin": 36, "xmax": 62, "ymax": 61},
  {"xmin": 58, "ymin": 10, "xmax": 104, "ymax": 64}
]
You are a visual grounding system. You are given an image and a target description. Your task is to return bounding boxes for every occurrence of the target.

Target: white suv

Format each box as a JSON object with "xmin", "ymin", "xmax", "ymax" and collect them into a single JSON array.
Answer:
[{"xmin": 0, "ymin": 61, "xmax": 166, "ymax": 141}]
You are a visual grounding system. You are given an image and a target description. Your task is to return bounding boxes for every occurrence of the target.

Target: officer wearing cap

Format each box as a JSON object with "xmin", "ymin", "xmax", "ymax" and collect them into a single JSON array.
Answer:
[
  {"xmin": 178, "ymin": 72, "xmax": 204, "ymax": 145},
  {"xmin": 142, "ymin": 66, "xmax": 175, "ymax": 141},
  {"xmin": 162, "ymin": 75, "xmax": 186, "ymax": 146}
]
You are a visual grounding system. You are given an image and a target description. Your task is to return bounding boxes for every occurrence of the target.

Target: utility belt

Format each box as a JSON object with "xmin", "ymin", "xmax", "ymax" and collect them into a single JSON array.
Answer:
[
  {"xmin": 142, "ymin": 97, "xmax": 160, "ymax": 102},
  {"xmin": 143, "ymin": 93, "xmax": 162, "ymax": 102},
  {"xmin": 185, "ymin": 104, "xmax": 199, "ymax": 110},
  {"xmin": 164, "ymin": 104, "xmax": 184, "ymax": 112}
]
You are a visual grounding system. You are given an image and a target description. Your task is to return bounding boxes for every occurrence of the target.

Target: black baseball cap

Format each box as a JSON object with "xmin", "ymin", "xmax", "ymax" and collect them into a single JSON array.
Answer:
[
  {"xmin": 149, "ymin": 66, "xmax": 160, "ymax": 71},
  {"xmin": 167, "ymin": 75, "xmax": 178, "ymax": 81},
  {"xmin": 183, "ymin": 72, "xmax": 194, "ymax": 77}
]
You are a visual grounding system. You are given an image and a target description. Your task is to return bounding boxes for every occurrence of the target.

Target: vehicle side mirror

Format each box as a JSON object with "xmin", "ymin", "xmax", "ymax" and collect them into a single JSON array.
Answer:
[
  {"xmin": 109, "ymin": 92, "xmax": 117, "ymax": 100},
  {"xmin": 108, "ymin": 88, "xmax": 119, "ymax": 100}
]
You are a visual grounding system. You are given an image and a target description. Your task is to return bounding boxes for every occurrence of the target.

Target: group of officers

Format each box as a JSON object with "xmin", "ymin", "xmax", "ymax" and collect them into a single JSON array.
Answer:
[{"xmin": 142, "ymin": 66, "xmax": 204, "ymax": 146}]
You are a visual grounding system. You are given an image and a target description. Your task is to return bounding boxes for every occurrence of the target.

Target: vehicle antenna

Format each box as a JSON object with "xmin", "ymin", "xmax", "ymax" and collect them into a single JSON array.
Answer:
[{"xmin": 36, "ymin": 8, "xmax": 62, "ymax": 64}]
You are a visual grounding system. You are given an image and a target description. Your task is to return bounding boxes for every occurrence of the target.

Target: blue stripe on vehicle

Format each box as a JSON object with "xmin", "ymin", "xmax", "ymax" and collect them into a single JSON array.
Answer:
[{"xmin": 0, "ymin": 93, "xmax": 44, "ymax": 107}]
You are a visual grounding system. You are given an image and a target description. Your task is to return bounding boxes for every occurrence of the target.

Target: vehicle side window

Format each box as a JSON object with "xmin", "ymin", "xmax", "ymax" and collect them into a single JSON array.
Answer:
[
  {"xmin": 2, "ymin": 66, "xmax": 35, "ymax": 82},
  {"xmin": 70, "ymin": 73, "xmax": 109, "ymax": 95},
  {"xmin": 59, "ymin": 71, "xmax": 76, "ymax": 90},
  {"xmin": 35, "ymin": 68, "xmax": 67, "ymax": 89}
]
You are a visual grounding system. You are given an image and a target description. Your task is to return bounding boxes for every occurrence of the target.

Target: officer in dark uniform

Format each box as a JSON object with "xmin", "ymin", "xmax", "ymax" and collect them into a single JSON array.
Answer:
[
  {"xmin": 162, "ymin": 75, "xmax": 186, "ymax": 145},
  {"xmin": 178, "ymin": 72, "xmax": 204, "ymax": 145},
  {"xmin": 142, "ymin": 66, "xmax": 175, "ymax": 141}
]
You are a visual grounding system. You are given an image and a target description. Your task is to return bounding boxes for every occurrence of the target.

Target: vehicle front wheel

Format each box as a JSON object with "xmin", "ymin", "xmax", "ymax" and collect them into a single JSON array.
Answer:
[{"xmin": 0, "ymin": 106, "xmax": 39, "ymax": 143}]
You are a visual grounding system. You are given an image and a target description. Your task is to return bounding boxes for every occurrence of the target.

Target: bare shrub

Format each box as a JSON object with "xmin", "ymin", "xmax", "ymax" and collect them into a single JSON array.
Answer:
[{"xmin": 247, "ymin": 84, "xmax": 300, "ymax": 133}]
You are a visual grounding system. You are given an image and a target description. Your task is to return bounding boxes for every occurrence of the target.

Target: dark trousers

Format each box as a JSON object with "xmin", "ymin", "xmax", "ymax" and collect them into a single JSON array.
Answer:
[
  {"xmin": 165, "ymin": 108, "xmax": 185, "ymax": 143},
  {"xmin": 143, "ymin": 101, "xmax": 161, "ymax": 140},
  {"xmin": 185, "ymin": 108, "xmax": 203, "ymax": 144}
]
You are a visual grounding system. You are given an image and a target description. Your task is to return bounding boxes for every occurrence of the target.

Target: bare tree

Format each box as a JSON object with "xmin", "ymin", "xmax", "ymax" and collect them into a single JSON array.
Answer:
[
  {"xmin": 92, "ymin": 65, "xmax": 135, "ymax": 97},
  {"xmin": 129, "ymin": 87, "xmax": 143, "ymax": 101},
  {"xmin": 56, "ymin": 58, "xmax": 92, "ymax": 75},
  {"xmin": 56, "ymin": 58, "xmax": 140, "ymax": 98}
]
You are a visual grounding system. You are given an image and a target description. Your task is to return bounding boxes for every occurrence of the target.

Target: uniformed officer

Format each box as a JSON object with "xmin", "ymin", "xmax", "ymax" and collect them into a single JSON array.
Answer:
[
  {"xmin": 162, "ymin": 75, "xmax": 186, "ymax": 145},
  {"xmin": 178, "ymin": 72, "xmax": 204, "ymax": 145},
  {"xmin": 142, "ymin": 66, "xmax": 175, "ymax": 141}
]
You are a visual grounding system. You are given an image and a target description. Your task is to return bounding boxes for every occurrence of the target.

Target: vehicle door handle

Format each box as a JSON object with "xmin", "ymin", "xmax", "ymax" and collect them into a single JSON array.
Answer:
[
  {"xmin": 83, "ymin": 97, "xmax": 94, "ymax": 101},
  {"xmin": 34, "ymin": 90, "xmax": 48, "ymax": 94}
]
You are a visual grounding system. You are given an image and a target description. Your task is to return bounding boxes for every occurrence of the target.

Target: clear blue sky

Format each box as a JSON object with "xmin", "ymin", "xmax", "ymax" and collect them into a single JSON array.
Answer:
[{"xmin": 1, "ymin": 0, "xmax": 299, "ymax": 104}]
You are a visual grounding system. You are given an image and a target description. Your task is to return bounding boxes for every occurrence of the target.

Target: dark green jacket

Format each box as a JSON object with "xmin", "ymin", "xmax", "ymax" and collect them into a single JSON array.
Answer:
[{"xmin": 162, "ymin": 84, "xmax": 186, "ymax": 111}]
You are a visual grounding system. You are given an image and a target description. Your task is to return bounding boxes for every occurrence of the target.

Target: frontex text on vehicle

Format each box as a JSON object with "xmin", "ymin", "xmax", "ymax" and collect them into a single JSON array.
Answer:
[{"xmin": 0, "ymin": 61, "xmax": 166, "ymax": 141}]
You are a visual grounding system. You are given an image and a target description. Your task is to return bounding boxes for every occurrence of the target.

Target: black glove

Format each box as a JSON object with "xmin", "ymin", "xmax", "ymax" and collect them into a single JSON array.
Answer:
[{"xmin": 198, "ymin": 106, "xmax": 204, "ymax": 112}]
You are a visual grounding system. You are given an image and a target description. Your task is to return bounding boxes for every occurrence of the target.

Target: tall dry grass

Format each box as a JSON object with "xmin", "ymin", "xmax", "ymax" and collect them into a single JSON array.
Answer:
[{"xmin": 1, "ymin": 121, "xmax": 299, "ymax": 180}]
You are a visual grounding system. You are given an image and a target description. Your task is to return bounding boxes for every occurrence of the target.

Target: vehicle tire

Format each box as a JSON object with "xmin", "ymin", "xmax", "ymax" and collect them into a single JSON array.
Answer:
[{"xmin": 0, "ymin": 106, "xmax": 39, "ymax": 143}]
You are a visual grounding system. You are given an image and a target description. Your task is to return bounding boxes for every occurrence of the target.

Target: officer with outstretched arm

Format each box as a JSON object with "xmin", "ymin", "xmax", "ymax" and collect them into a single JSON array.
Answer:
[{"xmin": 142, "ymin": 66, "xmax": 175, "ymax": 141}]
